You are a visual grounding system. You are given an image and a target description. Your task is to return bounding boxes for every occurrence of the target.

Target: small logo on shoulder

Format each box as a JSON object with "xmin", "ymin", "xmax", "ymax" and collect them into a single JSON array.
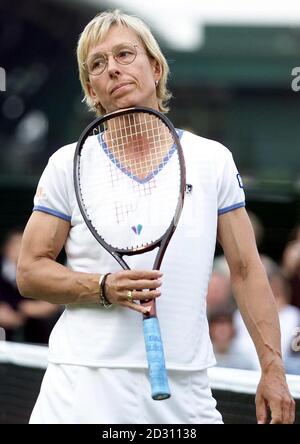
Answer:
[
  {"xmin": 35, "ymin": 186, "xmax": 47, "ymax": 202},
  {"xmin": 236, "ymin": 174, "xmax": 244, "ymax": 189}
]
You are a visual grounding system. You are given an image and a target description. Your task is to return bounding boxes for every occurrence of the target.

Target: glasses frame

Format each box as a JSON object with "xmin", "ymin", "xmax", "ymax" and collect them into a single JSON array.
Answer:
[{"xmin": 83, "ymin": 43, "xmax": 140, "ymax": 76}]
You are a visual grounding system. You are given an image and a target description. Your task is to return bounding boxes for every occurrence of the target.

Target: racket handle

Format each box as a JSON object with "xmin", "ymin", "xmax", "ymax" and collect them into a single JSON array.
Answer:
[{"xmin": 143, "ymin": 317, "xmax": 171, "ymax": 400}]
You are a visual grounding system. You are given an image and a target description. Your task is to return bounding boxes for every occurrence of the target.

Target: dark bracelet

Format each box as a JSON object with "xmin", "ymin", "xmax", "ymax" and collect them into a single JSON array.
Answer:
[{"xmin": 99, "ymin": 273, "xmax": 112, "ymax": 309}]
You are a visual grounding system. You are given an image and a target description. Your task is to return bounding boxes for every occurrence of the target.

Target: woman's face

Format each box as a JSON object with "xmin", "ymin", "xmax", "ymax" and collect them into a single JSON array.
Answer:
[{"xmin": 86, "ymin": 24, "xmax": 161, "ymax": 113}]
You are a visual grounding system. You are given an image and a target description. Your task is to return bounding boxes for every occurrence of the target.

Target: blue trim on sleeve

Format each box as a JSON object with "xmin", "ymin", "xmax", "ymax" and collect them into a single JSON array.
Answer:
[
  {"xmin": 33, "ymin": 205, "xmax": 71, "ymax": 222},
  {"xmin": 218, "ymin": 201, "xmax": 245, "ymax": 215}
]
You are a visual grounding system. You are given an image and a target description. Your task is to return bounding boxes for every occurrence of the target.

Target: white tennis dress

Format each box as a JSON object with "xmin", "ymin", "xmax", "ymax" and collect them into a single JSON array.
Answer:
[{"xmin": 30, "ymin": 129, "xmax": 245, "ymax": 424}]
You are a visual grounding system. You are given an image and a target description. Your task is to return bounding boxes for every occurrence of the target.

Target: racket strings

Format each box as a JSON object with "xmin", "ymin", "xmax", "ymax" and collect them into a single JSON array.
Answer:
[
  {"xmin": 104, "ymin": 113, "xmax": 174, "ymax": 180},
  {"xmin": 78, "ymin": 111, "xmax": 181, "ymax": 250}
]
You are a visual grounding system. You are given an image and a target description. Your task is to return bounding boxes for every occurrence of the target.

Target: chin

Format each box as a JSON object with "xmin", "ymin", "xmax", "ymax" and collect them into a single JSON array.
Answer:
[
  {"xmin": 107, "ymin": 96, "xmax": 157, "ymax": 113},
  {"xmin": 106, "ymin": 102, "xmax": 135, "ymax": 113}
]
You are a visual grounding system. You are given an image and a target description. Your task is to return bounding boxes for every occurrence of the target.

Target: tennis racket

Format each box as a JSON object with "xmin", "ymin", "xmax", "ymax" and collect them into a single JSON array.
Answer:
[{"xmin": 73, "ymin": 107, "xmax": 186, "ymax": 400}]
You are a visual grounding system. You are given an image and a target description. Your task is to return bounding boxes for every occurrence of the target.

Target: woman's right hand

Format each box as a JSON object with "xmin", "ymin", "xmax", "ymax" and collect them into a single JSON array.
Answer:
[{"xmin": 104, "ymin": 270, "xmax": 163, "ymax": 314}]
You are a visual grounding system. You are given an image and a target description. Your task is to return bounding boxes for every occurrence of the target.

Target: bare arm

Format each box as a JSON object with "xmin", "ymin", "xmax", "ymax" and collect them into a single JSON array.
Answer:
[
  {"xmin": 17, "ymin": 211, "xmax": 161, "ymax": 313},
  {"xmin": 16, "ymin": 211, "xmax": 100, "ymax": 304},
  {"xmin": 217, "ymin": 207, "xmax": 295, "ymax": 424}
]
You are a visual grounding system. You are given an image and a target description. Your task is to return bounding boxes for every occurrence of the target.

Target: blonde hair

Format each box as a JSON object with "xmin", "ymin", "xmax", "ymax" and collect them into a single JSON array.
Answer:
[{"xmin": 77, "ymin": 10, "xmax": 172, "ymax": 116}]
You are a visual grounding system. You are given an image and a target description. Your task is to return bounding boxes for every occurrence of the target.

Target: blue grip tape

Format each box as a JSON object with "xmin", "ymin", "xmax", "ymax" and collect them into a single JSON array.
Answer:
[{"xmin": 143, "ymin": 317, "xmax": 171, "ymax": 400}]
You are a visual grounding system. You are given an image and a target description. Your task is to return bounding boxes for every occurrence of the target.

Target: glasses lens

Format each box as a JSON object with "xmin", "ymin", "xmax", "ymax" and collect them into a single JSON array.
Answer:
[
  {"xmin": 114, "ymin": 44, "xmax": 137, "ymax": 65},
  {"xmin": 87, "ymin": 55, "xmax": 107, "ymax": 75},
  {"xmin": 85, "ymin": 44, "xmax": 138, "ymax": 75}
]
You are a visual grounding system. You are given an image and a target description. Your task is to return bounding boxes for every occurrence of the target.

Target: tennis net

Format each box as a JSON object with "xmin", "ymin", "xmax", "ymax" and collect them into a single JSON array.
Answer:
[{"xmin": 0, "ymin": 341, "xmax": 299, "ymax": 424}]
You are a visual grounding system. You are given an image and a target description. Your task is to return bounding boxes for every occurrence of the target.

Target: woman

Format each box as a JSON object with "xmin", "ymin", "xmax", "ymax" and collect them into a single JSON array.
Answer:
[{"xmin": 17, "ymin": 10, "xmax": 294, "ymax": 424}]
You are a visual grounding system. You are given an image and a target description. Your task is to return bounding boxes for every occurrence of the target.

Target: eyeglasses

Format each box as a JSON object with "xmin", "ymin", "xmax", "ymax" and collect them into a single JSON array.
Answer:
[{"xmin": 83, "ymin": 43, "xmax": 140, "ymax": 76}]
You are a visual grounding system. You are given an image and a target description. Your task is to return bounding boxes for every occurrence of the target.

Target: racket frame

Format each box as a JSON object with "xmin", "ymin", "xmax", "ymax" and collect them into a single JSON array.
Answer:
[{"xmin": 73, "ymin": 106, "xmax": 186, "ymax": 400}]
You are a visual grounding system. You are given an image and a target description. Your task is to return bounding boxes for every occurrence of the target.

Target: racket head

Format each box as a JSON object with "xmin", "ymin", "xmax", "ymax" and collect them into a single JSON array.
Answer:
[{"xmin": 73, "ymin": 107, "xmax": 186, "ymax": 262}]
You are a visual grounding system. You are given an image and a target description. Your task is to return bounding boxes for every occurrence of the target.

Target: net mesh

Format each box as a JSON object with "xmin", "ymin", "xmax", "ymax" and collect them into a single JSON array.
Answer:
[{"xmin": 1, "ymin": 342, "xmax": 299, "ymax": 424}]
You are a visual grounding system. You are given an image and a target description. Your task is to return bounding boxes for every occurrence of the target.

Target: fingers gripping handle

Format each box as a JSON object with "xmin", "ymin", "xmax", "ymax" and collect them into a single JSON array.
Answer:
[{"xmin": 143, "ymin": 317, "xmax": 171, "ymax": 400}]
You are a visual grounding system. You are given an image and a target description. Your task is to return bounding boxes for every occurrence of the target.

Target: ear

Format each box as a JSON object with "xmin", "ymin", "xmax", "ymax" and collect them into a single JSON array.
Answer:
[
  {"xmin": 86, "ymin": 81, "xmax": 98, "ymax": 103},
  {"xmin": 151, "ymin": 59, "xmax": 162, "ymax": 83}
]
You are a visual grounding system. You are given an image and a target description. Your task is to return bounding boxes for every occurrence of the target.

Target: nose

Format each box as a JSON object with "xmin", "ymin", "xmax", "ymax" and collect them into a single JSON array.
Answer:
[{"xmin": 106, "ymin": 54, "xmax": 121, "ymax": 75}]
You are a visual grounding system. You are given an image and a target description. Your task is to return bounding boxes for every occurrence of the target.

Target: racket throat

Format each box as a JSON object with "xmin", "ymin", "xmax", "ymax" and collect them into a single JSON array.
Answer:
[{"xmin": 141, "ymin": 299, "xmax": 156, "ymax": 318}]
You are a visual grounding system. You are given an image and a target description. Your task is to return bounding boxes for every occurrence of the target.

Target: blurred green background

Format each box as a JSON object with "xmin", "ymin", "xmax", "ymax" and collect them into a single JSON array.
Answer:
[{"xmin": 0, "ymin": 0, "xmax": 299, "ymax": 260}]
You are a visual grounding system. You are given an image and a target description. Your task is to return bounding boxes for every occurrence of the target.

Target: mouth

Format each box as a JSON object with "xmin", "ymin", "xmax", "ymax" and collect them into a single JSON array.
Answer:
[{"xmin": 110, "ymin": 82, "xmax": 133, "ymax": 94}]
